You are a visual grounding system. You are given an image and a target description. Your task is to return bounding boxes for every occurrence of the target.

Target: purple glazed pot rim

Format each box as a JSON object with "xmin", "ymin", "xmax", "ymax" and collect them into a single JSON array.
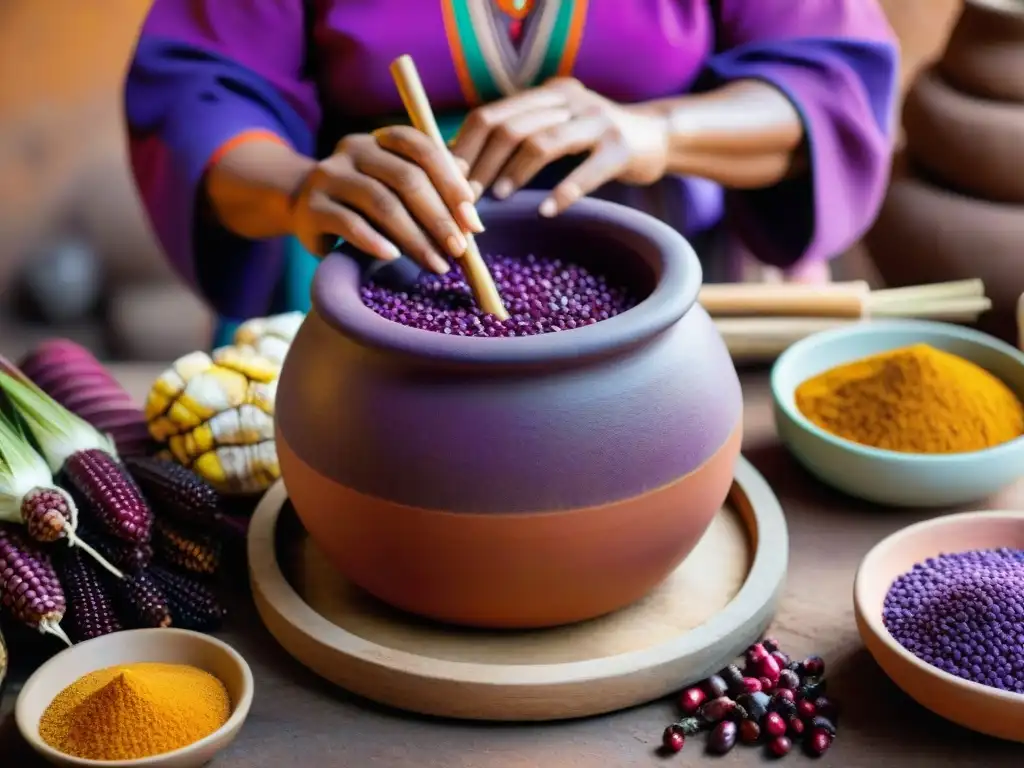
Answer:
[{"xmin": 311, "ymin": 192, "xmax": 702, "ymax": 366}]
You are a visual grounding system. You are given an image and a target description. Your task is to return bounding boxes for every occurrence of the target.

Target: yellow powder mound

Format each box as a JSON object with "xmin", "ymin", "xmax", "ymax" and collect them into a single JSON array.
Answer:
[
  {"xmin": 794, "ymin": 343, "xmax": 1024, "ymax": 454},
  {"xmin": 39, "ymin": 662, "xmax": 231, "ymax": 761}
]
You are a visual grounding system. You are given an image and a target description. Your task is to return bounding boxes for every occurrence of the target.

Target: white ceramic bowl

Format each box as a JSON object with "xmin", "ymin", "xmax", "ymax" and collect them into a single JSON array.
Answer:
[
  {"xmin": 16, "ymin": 629, "xmax": 253, "ymax": 768},
  {"xmin": 772, "ymin": 319, "xmax": 1024, "ymax": 506}
]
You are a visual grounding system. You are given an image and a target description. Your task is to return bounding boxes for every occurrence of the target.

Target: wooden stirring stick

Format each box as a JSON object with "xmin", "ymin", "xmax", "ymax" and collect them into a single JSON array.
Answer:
[{"xmin": 389, "ymin": 55, "xmax": 510, "ymax": 320}]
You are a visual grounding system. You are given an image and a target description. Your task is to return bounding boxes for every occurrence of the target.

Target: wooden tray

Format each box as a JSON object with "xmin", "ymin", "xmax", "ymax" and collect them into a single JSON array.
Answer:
[{"xmin": 248, "ymin": 455, "xmax": 788, "ymax": 721}]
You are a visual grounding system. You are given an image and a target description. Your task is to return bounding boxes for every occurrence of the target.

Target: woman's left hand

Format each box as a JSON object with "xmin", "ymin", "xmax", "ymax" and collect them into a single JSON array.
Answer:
[{"xmin": 450, "ymin": 78, "xmax": 670, "ymax": 217}]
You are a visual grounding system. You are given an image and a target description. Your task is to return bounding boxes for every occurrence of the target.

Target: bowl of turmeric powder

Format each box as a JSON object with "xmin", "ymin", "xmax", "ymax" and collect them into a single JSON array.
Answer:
[
  {"xmin": 15, "ymin": 628, "xmax": 253, "ymax": 767},
  {"xmin": 771, "ymin": 319, "xmax": 1024, "ymax": 507}
]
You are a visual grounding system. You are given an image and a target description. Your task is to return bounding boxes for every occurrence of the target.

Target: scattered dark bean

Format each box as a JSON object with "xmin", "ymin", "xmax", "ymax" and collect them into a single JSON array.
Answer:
[
  {"xmin": 768, "ymin": 693, "xmax": 798, "ymax": 720},
  {"xmin": 739, "ymin": 719, "xmax": 761, "ymax": 745},
  {"xmin": 720, "ymin": 664, "xmax": 746, "ymax": 696},
  {"xmin": 728, "ymin": 704, "xmax": 749, "ymax": 722},
  {"xmin": 741, "ymin": 677, "xmax": 762, "ymax": 694},
  {"xmin": 809, "ymin": 715, "xmax": 837, "ymax": 737},
  {"xmin": 700, "ymin": 696, "xmax": 736, "ymax": 723},
  {"xmin": 798, "ymin": 679, "xmax": 826, "ymax": 701},
  {"xmin": 662, "ymin": 724, "xmax": 686, "ymax": 753},
  {"xmin": 707, "ymin": 721, "xmax": 738, "ymax": 754},
  {"xmin": 704, "ymin": 674, "xmax": 729, "ymax": 699},
  {"xmin": 777, "ymin": 669, "xmax": 801, "ymax": 690},
  {"xmin": 763, "ymin": 712, "xmax": 787, "ymax": 738},
  {"xmin": 814, "ymin": 696, "xmax": 839, "ymax": 722},
  {"xmin": 770, "ymin": 650, "xmax": 791, "ymax": 668},
  {"xmin": 768, "ymin": 735, "xmax": 793, "ymax": 757},
  {"xmin": 737, "ymin": 691, "xmax": 770, "ymax": 722},
  {"xmin": 660, "ymin": 640, "xmax": 838, "ymax": 762},
  {"xmin": 678, "ymin": 686, "xmax": 705, "ymax": 715},
  {"xmin": 801, "ymin": 656, "xmax": 826, "ymax": 677},
  {"xmin": 806, "ymin": 729, "xmax": 833, "ymax": 757},
  {"xmin": 746, "ymin": 643, "xmax": 770, "ymax": 664},
  {"xmin": 796, "ymin": 699, "xmax": 817, "ymax": 719}
]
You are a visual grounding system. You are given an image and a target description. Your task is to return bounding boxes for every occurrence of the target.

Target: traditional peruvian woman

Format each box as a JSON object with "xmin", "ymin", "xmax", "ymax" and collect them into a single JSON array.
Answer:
[{"xmin": 126, "ymin": 0, "xmax": 899, "ymax": 346}]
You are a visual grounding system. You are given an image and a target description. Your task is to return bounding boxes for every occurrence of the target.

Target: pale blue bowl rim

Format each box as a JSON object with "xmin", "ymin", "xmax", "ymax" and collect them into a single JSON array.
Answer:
[{"xmin": 770, "ymin": 319, "xmax": 1024, "ymax": 464}]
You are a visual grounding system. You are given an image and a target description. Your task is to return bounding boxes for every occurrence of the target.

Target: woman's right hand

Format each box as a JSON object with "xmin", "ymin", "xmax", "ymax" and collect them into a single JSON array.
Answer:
[{"xmin": 292, "ymin": 127, "xmax": 484, "ymax": 274}]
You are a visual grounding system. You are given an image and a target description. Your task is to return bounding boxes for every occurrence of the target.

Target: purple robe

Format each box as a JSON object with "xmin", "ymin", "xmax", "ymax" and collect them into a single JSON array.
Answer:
[{"xmin": 126, "ymin": 0, "xmax": 898, "ymax": 320}]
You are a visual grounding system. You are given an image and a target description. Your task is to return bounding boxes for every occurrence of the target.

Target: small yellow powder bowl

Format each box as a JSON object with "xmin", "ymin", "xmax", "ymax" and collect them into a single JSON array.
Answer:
[
  {"xmin": 771, "ymin": 320, "xmax": 1024, "ymax": 507},
  {"xmin": 15, "ymin": 629, "xmax": 253, "ymax": 768}
]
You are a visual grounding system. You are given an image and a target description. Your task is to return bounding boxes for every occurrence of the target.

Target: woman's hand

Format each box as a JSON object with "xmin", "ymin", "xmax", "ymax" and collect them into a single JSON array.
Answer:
[
  {"xmin": 451, "ymin": 78, "xmax": 670, "ymax": 217},
  {"xmin": 293, "ymin": 127, "xmax": 483, "ymax": 273}
]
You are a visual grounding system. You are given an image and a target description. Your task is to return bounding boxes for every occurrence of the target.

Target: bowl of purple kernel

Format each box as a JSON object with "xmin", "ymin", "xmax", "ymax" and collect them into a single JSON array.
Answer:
[
  {"xmin": 854, "ymin": 510, "xmax": 1024, "ymax": 742},
  {"xmin": 275, "ymin": 191, "xmax": 743, "ymax": 630}
]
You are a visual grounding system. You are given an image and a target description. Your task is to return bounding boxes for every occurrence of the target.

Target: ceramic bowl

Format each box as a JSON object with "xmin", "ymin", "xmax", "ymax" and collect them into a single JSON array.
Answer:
[
  {"xmin": 276, "ymin": 191, "xmax": 743, "ymax": 629},
  {"xmin": 854, "ymin": 510, "xmax": 1024, "ymax": 742},
  {"xmin": 16, "ymin": 629, "xmax": 253, "ymax": 768},
  {"xmin": 771, "ymin": 319, "xmax": 1024, "ymax": 506}
]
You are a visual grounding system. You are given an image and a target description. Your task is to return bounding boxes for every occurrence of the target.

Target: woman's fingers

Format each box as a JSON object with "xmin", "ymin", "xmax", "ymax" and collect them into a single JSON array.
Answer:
[
  {"xmin": 305, "ymin": 191, "xmax": 401, "ymax": 262},
  {"xmin": 326, "ymin": 173, "xmax": 451, "ymax": 274},
  {"xmin": 494, "ymin": 116, "xmax": 606, "ymax": 198},
  {"xmin": 470, "ymin": 108, "xmax": 573, "ymax": 198},
  {"xmin": 540, "ymin": 138, "xmax": 629, "ymax": 217},
  {"xmin": 372, "ymin": 126, "xmax": 483, "ymax": 234},
  {"xmin": 354, "ymin": 146, "xmax": 471, "ymax": 262},
  {"xmin": 451, "ymin": 89, "xmax": 568, "ymax": 168}
]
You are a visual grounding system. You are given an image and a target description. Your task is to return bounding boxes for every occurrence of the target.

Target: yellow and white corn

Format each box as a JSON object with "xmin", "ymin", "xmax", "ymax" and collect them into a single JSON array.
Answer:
[{"xmin": 144, "ymin": 312, "xmax": 303, "ymax": 494}]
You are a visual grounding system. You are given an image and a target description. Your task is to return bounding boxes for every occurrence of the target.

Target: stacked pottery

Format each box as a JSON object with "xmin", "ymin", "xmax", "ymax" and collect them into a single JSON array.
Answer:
[{"xmin": 867, "ymin": 0, "xmax": 1024, "ymax": 341}]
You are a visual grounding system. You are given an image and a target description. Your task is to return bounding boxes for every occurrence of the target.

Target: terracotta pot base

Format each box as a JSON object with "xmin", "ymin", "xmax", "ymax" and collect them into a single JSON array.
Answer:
[
  {"xmin": 279, "ymin": 420, "xmax": 742, "ymax": 629},
  {"xmin": 903, "ymin": 68, "xmax": 1024, "ymax": 203}
]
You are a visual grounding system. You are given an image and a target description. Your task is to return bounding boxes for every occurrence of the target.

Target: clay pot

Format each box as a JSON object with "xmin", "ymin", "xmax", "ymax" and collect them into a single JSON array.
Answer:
[
  {"xmin": 275, "ymin": 192, "xmax": 743, "ymax": 629},
  {"xmin": 866, "ymin": 160, "xmax": 1024, "ymax": 341},
  {"xmin": 940, "ymin": 0, "xmax": 1024, "ymax": 102},
  {"xmin": 903, "ymin": 67, "xmax": 1024, "ymax": 203}
]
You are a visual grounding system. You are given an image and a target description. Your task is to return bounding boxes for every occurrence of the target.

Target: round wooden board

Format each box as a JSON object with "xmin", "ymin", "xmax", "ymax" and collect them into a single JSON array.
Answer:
[{"xmin": 248, "ymin": 455, "xmax": 788, "ymax": 721}]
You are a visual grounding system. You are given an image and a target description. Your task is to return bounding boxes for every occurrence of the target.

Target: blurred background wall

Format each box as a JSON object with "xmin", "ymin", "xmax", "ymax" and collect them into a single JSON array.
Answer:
[{"xmin": 0, "ymin": 0, "xmax": 963, "ymax": 362}]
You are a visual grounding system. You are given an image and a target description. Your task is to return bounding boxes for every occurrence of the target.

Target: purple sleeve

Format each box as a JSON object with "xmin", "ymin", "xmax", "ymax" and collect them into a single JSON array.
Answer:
[
  {"xmin": 703, "ymin": 0, "xmax": 899, "ymax": 269},
  {"xmin": 126, "ymin": 1, "xmax": 320, "ymax": 319}
]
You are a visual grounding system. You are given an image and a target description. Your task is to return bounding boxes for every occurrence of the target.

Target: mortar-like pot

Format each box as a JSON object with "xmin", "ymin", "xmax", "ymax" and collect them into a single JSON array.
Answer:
[{"xmin": 275, "ymin": 192, "xmax": 743, "ymax": 629}]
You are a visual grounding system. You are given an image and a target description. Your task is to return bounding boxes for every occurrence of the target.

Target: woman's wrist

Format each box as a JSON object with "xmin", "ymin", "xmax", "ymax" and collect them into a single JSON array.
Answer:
[
  {"xmin": 205, "ymin": 138, "xmax": 317, "ymax": 240},
  {"xmin": 636, "ymin": 81, "xmax": 805, "ymax": 188}
]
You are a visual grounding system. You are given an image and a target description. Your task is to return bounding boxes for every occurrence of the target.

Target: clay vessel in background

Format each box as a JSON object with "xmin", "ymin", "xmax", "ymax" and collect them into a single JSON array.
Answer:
[
  {"xmin": 866, "ymin": 156, "xmax": 1024, "ymax": 341},
  {"xmin": 275, "ymin": 192, "xmax": 743, "ymax": 630},
  {"xmin": 940, "ymin": 0, "xmax": 1024, "ymax": 102},
  {"xmin": 903, "ymin": 68, "xmax": 1024, "ymax": 203}
]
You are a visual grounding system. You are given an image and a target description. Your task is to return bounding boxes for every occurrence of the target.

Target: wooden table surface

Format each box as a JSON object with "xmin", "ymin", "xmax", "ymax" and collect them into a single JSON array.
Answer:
[{"xmin": 2, "ymin": 368, "xmax": 1022, "ymax": 767}]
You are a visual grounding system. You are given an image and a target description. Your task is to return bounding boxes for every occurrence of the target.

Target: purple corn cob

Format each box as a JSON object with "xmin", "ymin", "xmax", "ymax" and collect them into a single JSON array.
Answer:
[
  {"xmin": 0, "ymin": 525, "xmax": 70, "ymax": 644},
  {"xmin": 153, "ymin": 518, "xmax": 221, "ymax": 576},
  {"xmin": 76, "ymin": 524, "xmax": 153, "ymax": 574},
  {"xmin": 117, "ymin": 570, "xmax": 172, "ymax": 628},
  {"xmin": 149, "ymin": 566, "xmax": 225, "ymax": 632},
  {"xmin": 20, "ymin": 487, "xmax": 74, "ymax": 543},
  {"xmin": 19, "ymin": 340, "xmax": 152, "ymax": 458},
  {"xmin": 123, "ymin": 456, "xmax": 222, "ymax": 527},
  {"xmin": 62, "ymin": 449, "xmax": 152, "ymax": 544},
  {"xmin": 59, "ymin": 549, "xmax": 123, "ymax": 642}
]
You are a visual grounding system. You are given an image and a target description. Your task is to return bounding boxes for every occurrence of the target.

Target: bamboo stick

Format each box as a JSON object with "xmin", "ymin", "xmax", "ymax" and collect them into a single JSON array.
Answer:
[{"xmin": 389, "ymin": 55, "xmax": 509, "ymax": 320}]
